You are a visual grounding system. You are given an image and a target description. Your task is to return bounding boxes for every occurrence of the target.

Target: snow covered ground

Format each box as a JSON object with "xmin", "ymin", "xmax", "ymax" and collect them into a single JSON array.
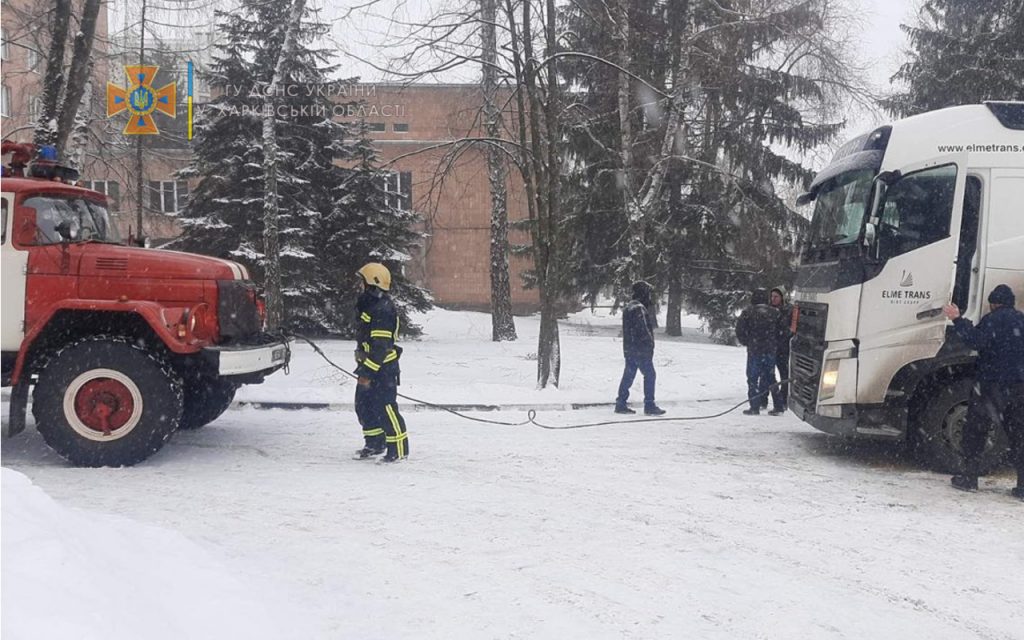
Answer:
[{"xmin": 3, "ymin": 309, "xmax": 1022, "ymax": 640}]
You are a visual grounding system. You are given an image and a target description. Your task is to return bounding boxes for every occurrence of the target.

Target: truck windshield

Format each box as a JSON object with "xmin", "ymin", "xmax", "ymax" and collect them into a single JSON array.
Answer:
[
  {"xmin": 805, "ymin": 168, "xmax": 874, "ymax": 249},
  {"xmin": 25, "ymin": 195, "xmax": 122, "ymax": 245}
]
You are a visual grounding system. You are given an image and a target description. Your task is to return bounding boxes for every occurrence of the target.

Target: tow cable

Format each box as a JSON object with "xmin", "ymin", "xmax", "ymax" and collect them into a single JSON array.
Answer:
[{"xmin": 287, "ymin": 333, "xmax": 789, "ymax": 431}]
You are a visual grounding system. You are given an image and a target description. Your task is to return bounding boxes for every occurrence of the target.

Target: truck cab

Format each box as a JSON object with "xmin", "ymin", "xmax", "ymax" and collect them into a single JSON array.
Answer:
[
  {"xmin": 790, "ymin": 102, "xmax": 1024, "ymax": 473},
  {"xmin": 1, "ymin": 142, "xmax": 290, "ymax": 466}
]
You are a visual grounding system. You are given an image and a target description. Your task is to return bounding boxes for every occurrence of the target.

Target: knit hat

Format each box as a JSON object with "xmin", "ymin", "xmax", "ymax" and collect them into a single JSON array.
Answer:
[{"xmin": 987, "ymin": 284, "xmax": 1016, "ymax": 306}]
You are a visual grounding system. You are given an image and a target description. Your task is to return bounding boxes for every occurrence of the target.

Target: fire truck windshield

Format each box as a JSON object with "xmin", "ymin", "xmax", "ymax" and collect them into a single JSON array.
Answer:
[
  {"xmin": 804, "ymin": 168, "xmax": 874, "ymax": 251},
  {"xmin": 25, "ymin": 195, "xmax": 122, "ymax": 245}
]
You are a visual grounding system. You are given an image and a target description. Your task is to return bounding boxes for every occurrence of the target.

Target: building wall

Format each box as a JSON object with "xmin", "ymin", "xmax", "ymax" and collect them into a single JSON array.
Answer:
[
  {"xmin": 344, "ymin": 84, "xmax": 538, "ymax": 311},
  {"xmin": 3, "ymin": 8, "xmax": 538, "ymax": 312}
]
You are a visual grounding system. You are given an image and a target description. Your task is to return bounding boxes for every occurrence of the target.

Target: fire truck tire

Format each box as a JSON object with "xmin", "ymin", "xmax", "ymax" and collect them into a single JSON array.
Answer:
[
  {"xmin": 178, "ymin": 375, "xmax": 237, "ymax": 430},
  {"xmin": 911, "ymin": 378, "xmax": 1008, "ymax": 474},
  {"xmin": 32, "ymin": 337, "xmax": 184, "ymax": 467}
]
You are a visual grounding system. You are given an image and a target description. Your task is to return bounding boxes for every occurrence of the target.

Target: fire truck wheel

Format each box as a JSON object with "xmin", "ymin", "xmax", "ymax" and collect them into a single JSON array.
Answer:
[
  {"xmin": 32, "ymin": 337, "xmax": 184, "ymax": 467},
  {"xmin": 178, "ymin": 375, "xmax": 237, "ymax": 430},
  {"xmin": 911, "ymin": 378, "xmax": 1008, "ymax": 474}
]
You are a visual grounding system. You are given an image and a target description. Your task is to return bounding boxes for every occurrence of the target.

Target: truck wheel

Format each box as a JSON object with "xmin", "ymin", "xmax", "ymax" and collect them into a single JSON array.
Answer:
[
  {"xmin": 32, "ymin": 338, "xmax": 184, "ymax": 467},
  {"xmin": 911, "ymin": 378, "xmax": 1008, "ymax": 474},
  {"xmin": 178, "ymin": 375, "xmax": 237, "ymax": 430}
]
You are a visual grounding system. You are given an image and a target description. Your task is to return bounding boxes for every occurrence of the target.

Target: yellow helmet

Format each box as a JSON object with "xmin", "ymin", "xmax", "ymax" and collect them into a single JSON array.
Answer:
[{"xmin": 357, "ymin": 262, "xmax": 392, "ymax": 291}]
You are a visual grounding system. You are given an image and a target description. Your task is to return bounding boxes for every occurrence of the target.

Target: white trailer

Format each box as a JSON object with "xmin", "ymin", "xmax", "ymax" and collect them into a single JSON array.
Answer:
[{"xmin": 791, "ymin": 102, "xmax": 1024, "ymax": 472}]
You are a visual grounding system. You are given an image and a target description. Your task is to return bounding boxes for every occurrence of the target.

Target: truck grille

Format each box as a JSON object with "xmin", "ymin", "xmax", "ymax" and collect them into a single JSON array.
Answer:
[
  {"xmin": 789, "ymin": 340, "xmax": 822, "ymax": 410},
  {"xmin": 217, "ymin": 280, "xmax": 262, "ymax": 342},
  {"xmin": 790, "ymin": 300, "xmax": 828, "ymax": 412}
]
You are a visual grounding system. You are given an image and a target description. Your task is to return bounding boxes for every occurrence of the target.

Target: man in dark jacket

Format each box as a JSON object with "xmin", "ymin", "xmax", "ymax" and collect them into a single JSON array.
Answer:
[
  {"xmin": 736, "ymin": 288, "xmax": 783, "ymax": 416},
  {"xmin": 353, "ymin": 263, "xmax": 410, "ymax": 463},
  {"xmin": 615, "ymin": 281, "xmax": 666, "ymax": 415},
  {"xmin": 943, "ymin": 284, "xmax": 1024, "ymax": 499},
  {"xmin": 769, "ymin": 286, "xmax": 796, "ymax": 415}
]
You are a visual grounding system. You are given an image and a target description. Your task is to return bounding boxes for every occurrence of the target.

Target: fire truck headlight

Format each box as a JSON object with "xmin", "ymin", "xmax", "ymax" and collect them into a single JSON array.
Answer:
[{"xmin": 819, "ymin": 359, "xmax": 841, "ymax": 401}]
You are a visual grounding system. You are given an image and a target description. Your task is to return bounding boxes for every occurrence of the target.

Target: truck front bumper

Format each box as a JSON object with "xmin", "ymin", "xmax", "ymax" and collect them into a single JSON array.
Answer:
[
  {"xmin": 791, "ymin": 400, "xmax": 904, "ymax": 440},
  {"xmin": 203, "ymin": 338, "xmax": 291, "ymax": 377}
]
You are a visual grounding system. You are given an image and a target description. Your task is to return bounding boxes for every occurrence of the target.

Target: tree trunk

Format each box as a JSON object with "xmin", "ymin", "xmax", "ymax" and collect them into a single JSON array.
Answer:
[
  {"xmin": 261, "ymin": 0, "xmax": 308, "ymax": 330},
  {"xmin": 502, "ymin": 0, "xmax": 562, "ymax": 387},
  {"xmin": 54, "ymin": 0, "xmax": 102, "ymax": 156},
  {"xmin": 481, "ymin": 0, "xmax": 517, "ymax": 342},
  {"xmin": 666, "ymin": 269, "xmax": 682, "ymax": 336},
  {"xmin": 65, "ymin": 73, "xmax": 93, "ymax": 170},
  {"xmin": 614, "ymin": 0, "xmax": 644, "ymax": 285},
  {"xmin": 33, "ymin": 0, "xmax": 72, "ymax": 148}
]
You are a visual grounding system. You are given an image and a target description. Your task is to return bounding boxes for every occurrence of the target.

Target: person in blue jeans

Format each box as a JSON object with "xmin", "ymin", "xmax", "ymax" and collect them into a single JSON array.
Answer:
[
  {"xmin": 735, "ymin": 288, "xmax": 782, "ymax": 415},
  {"xmin": 615, "ymin": 281, "xmax": 666, "ymax": 415}
]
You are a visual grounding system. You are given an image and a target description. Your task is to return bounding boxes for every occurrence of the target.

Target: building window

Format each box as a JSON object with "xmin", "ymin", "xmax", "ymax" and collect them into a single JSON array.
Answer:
[
  {"xmin": 27, "ymin": 94, "xmax": 42, "ymax": 123},
  {"xmin": 27, "ymin": 47, "xmax": 39, "ymax": 71},
  {"xmin": 1, "ymin": 28, "xmax": 8, "ymax": 61},
  {"xmin": 1, "ymin": 85, "xmax": 10, "ymax": 118},
  {"xmin": 81, "ymin": 180, "xmax": 121, "ymax": 212},
  {"xmin": 148, "ymin": 180, "xmax": 189, "ymax": 213},
  {"xmin": 378, "ymin": 171, "xmax": 412, "ymax": 211},
  {"xmin": 367, "ymin": 122, "xmax": 385, "ymax": 132},
  {"xmin": 392, "ymin": 123, "xmax": 409, "ymax": 132}
]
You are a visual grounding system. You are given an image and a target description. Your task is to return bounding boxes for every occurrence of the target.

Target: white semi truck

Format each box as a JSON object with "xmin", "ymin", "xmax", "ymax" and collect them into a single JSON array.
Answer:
[{"xmin": 791, "ymin": 102, "xmax": 1024, "ymax": 473}]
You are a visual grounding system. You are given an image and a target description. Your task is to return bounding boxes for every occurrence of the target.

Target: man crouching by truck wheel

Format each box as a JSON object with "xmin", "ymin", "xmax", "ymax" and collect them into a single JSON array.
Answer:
[
  {"xmin": 942, "ymin": 285, "xmax": 1024, "ymax": 500},
  {"xmin": 352, "ymin": 263, "xmax": 409, "ymax": 464}
]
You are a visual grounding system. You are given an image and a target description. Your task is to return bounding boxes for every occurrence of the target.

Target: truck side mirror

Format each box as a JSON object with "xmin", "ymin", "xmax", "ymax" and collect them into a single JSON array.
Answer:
[{"xmin": 13, "ymin": 209, "xmax": 37, "ymax": 246}]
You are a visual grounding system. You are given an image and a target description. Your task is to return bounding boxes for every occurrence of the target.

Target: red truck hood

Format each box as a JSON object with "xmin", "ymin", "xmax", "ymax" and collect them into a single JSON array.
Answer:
[{"xmin": 78, "ymin": 244, "xmax": 249, "ymax": 281}]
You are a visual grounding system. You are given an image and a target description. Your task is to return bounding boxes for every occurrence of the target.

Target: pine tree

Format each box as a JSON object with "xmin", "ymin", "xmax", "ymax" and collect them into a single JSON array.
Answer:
[
  {"xmin": 885, "ymin": 0, "xmax": 1024, "ymax": 117},
  {"xmin": 561, "ymin": 0, "xmax": 849, "ymax": 338},
  {"xmin": 175, "ymin": 0, "xmax": 430, "ymax": 335}
]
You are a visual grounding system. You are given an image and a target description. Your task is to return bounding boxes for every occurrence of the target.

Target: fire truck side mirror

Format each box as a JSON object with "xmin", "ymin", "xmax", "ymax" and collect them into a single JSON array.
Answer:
[{"xmin": 14, "ymin": 209, "xmax": 37, "ymax": 246}]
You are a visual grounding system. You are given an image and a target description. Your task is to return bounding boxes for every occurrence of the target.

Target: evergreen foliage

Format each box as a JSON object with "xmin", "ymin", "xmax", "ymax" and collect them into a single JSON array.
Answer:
[
  {"xmin": 561, "ymin": 0, "xmax": 846, "ymax": 339},
  {"xmin": 885, "ymin": 0, "xmax": 1024, "ymax": 116},
  {"xmin": 174, "ymin": 0, "xmax": 430, "ymax": 336}
]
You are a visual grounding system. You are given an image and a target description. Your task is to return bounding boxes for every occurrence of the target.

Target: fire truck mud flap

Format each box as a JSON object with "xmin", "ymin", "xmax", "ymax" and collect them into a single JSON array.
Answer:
[{"xmin": 203, "ymin": 338, "xmax": 291, "ymax": 378}]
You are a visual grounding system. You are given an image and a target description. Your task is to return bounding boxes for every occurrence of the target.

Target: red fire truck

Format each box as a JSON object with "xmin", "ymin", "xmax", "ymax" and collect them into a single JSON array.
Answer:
[{"xmin": 2, "ymin": 142, "xmax": 290, "ymax": 466}]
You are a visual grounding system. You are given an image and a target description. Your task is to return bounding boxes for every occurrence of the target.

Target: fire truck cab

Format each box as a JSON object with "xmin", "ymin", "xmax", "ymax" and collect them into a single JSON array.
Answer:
[{"xmin": 1, "ymin": 142, "xmax": 290, "ymax": 466}]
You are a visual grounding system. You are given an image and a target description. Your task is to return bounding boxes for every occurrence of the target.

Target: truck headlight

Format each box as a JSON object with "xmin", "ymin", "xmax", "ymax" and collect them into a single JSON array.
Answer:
[{"xmin": 819, "ymin": 359, "xmax": 841, "ymax": 400}]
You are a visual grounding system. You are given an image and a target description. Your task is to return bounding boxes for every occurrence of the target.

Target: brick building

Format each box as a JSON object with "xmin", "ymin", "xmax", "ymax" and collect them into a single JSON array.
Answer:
[
  {"xmin": 341, "ymin": 83, "xmax": 537, "ymax": 311},
  {"xmin": 2, "ymin": 0, "xmax": 537, "ymax": 310}
]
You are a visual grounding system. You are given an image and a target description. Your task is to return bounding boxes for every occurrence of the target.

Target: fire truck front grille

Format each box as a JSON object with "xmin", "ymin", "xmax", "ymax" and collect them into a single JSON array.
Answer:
[
  {"xmin": 789, "ymin": 339, "xmax": 822, "ymax": 410},
  {"xmin": 217, "ymin": 280, "xmax": 262, "ymax": 342}
]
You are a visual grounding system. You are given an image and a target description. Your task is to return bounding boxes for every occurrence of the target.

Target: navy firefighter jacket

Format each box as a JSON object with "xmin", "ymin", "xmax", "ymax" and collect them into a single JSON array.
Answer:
[{"xmin": 354, "ymin": 290, "xmax": 403, "ymax": 381}]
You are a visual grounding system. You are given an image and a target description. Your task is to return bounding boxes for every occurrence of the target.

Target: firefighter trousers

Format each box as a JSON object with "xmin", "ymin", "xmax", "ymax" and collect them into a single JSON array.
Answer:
[{"xmin": 355, "ymin": 377, "xmax": 410, "ymax": 459}]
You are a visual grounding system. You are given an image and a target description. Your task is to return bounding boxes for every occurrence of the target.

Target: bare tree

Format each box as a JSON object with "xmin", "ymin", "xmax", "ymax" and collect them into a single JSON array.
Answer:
[
  {"xmin": 262, "ymin": 0, "xmax": 309, "ymax": 330},
  {"xmin": 480, "ymin": 0, "xmax": 517, "ymax": 341},
  {"xmin": 33, "ymin": 0, "xmax": 72, "ymax": 148}
]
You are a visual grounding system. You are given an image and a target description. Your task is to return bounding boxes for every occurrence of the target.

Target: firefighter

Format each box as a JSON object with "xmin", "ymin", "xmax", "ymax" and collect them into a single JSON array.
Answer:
[
  {"xmin": 943, "ymin": 285, "xmax": 1024, "ymax": 498},
  {"xmin": 736, "ymin": 288, "xmax": 783, "ymax": 416},
  {"xmin": 353, "ymin": 263, "xmax": 410, "ymax": 463}
]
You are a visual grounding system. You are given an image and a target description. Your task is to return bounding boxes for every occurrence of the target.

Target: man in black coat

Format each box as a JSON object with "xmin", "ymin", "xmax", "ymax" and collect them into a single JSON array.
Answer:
[
  {"xmin": 769, "ymin": 286, "xmax": 796, "ymax": 414},
  {"xmin": 943, "ymin": 284, "xmax": 1024, "ymax": 499},
  {"xmin": 615, "ymin": 281, "xmax": 666, "ymax": 415},
  {"xmin": 736, "ymin": 288, "xmax": 783, "ymax": 416}
]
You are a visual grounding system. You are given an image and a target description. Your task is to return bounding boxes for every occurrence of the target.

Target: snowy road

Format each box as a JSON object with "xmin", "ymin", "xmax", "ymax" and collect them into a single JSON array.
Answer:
[
  {"xmin": 3, "ymin": 402, "xmax": 1021, "ymax": 639},
  {"xmin": 3, "ymin": 309, "xmax": 1022, "ymax": 639}
]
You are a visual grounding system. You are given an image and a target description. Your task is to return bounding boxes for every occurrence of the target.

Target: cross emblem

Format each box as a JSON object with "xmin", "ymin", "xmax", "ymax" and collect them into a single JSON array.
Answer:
[{"xmin": 107, "ymin": 65, "xmax": 176, "ymax": 135}]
